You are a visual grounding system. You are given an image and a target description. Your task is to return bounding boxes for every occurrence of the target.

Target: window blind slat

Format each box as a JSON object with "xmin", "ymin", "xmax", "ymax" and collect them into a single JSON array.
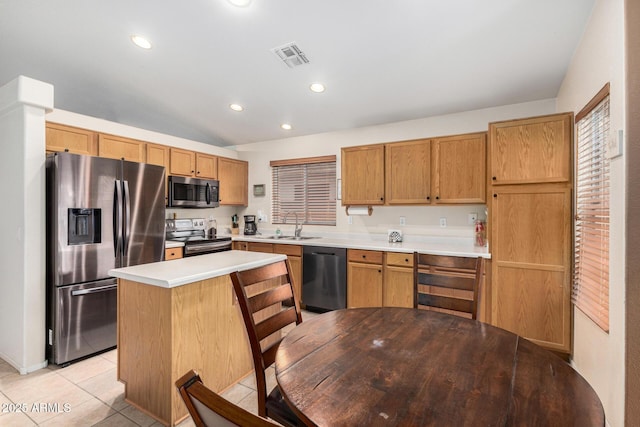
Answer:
[
  {"xmin": 272, "ymin": 160, "xmax": 336, "ymax": 226},
  {"xmin": 573, "ymin": 93, "xmax": 610, "ymax": 332}
]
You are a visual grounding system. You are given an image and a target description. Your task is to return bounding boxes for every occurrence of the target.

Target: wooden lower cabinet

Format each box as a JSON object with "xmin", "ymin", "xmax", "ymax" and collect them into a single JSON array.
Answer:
[
  {"xmin": 273, "ymin": 244, "xmax": 303, "ymax": 306},
  {"xmin": 383, "ymin": 252, "xmax": 414, "ymax": 308},
  {"xmin": 164, "ymin": 247, "xmax": 183, "ymax": 260},
  {"xmin": 347, "ymin": 250, "xmax": 383, "ymax": 308},
  {"xmin": 234, "ymin": 242, "xmax": 303, "ymax": 306},
  {"xmin": 490, "ymin": 184, "xmax": 572, "ymax": 353},
  {"xmin": 348, "ymin": 262, "xmax": 383, "ymax": 308}
]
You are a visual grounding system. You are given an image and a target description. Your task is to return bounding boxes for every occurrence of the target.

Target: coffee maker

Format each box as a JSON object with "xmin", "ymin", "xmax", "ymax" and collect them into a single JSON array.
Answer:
[{"xmin": 244, "ymin": 215, "xmax": 257, "ymax": 235}]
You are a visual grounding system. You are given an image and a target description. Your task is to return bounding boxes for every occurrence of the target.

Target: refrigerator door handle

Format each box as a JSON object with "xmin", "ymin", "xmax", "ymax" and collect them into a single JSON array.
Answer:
[
  {"xmin": 71, "ymin": 284, "xmax": 118, "ymax": 296},
  {"xmin": 123, "ymin": 180, "xmax": 131, "ymax": 255},
  {"xmin": 114, "ymin": 180, "xmax": 123, "ymax": 257}
]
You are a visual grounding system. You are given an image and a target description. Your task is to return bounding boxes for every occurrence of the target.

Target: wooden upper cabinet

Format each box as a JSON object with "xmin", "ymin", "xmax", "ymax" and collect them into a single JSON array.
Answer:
[
  {"xmin": 169, "ymin": 148, "xmax": 196, "ymax": 176},
  {"xmin": 218, "ymin": 157, "xmax": 248, "ymax": 206},
  {"xmin": 432, "ymin": 132, "xmax": 486, "ymax": 204},
  {"xmin": 489, "ymin": 113, "xmax": 572, "ymax": 185},
  {"xmin": 46, "ymin": 123, "xmax": 97, "ymax": 156},
  {"xmin": 146, "ymin": 143, "xmax": 169, "ymax": 168},
  {"xmin": 146, "ymin": 143, "xmax": 170, "ymax": 205},
  {"xmin": 196, "ymin": 153, "xmax": 218, "ymax": 179},
  {"xmin": 341, "ymin": 144, "xmax": 385, "ymax": 205},
  {"xmin": 98, "ymin": 134, "xmax": 145, "ymax": 162},
  {"xmin": 385, "ymin": 139, "xmax": 431, "ymax": 204}
]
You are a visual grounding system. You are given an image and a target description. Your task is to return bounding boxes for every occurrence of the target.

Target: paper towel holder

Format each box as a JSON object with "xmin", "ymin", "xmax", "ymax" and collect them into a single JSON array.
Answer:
[{"xmin": 345, "ymin": 205, "xmax": 373, "ymax": 216}]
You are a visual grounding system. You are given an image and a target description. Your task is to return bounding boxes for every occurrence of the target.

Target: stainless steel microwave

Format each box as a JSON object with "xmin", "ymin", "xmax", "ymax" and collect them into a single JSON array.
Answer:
[{"xmin": 168, "ymin": 176, "xmax": 220, "ymax": 208}]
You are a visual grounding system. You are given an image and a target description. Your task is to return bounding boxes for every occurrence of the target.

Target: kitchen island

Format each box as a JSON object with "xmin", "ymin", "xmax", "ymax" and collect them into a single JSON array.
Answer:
[{"xmin": 109, "ymin": 250, "xmax": 286, "ymax": 426}]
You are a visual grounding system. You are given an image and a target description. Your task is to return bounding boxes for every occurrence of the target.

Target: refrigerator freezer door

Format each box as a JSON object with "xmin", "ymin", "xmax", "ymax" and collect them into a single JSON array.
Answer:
[
  {"xmin": 49, "ymin": 153, "xmax": 120, "ymax": 286},
  {"xmin": 52, "ymin": 279, "xmax": 117, "ymax": 365},
  {"xmin": 121, "ymin": 160, "xmax": 166, "ymax": 266}
]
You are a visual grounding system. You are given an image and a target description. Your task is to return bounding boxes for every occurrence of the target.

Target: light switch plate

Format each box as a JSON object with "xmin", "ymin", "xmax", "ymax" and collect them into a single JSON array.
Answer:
[{"xmin": 607, "ymin": 129, "xmax": 623, "ymax": 159}]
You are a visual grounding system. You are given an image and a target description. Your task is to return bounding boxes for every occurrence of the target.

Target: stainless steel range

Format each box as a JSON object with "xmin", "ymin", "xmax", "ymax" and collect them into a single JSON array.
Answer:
[{"xmin": 166, "ymin": 218, "xmax": 232, "ymax": 256}]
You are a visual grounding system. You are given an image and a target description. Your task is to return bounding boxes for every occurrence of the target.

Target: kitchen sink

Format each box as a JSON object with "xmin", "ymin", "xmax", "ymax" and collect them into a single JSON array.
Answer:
[{"xmin": 285, "ymin": 236, "xmax": 320, "ymax": 240}]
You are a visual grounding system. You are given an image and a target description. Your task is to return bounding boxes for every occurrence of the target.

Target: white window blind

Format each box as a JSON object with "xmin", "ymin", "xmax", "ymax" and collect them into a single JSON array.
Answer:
[
  {"xmin": 573, "ymin": 85, "xmax": 610, "ymax": 332},
  {"xmin": 271, "ymin": 156, "xmax": 336, "ymax": 226}
]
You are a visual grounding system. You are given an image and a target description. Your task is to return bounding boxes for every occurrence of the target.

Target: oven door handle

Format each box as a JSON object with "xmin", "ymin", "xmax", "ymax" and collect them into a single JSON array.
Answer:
[{"xmin": 71, "ymin": 285, "xmax": 118, "ymax": 296}]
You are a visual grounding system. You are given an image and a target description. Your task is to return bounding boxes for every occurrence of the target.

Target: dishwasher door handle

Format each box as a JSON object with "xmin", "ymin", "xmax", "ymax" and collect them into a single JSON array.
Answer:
[{"xmin": 312, "ymin": 252, "xmax": 337, "ymax": 257}]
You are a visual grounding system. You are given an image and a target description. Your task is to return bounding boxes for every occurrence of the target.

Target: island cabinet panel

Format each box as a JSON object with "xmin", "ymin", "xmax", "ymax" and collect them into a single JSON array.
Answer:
[
  {"xmin": 118, "ymin": 276, "xmax": 253, "ymax": 426},
  {"xmin": 46, "ymin": 123, "xmax": 98, "ymax": 155},
  {"xmin": 385, "ymin": 139, "xmax": 431, "ymax": 204},
  {"xmin": 98, "ymin": 134, "xmax": 145, "ymax": 162},
  {"xmin": 432, "ymin": 132, "xmax": 486, "ymax": 203},
  {"xmin": 341, "ymin": 144, "xmax": 385, "ymax": 205},
  {"xmin": 489, "ymin": 113, "xmax": 572, "ymax": 185}
]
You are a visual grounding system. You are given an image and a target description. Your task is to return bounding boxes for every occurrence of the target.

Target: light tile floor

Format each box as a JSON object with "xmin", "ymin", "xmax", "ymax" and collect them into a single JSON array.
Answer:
[{"xmin": 0, "ymin": 309, "xmax": 320, "ymax": 426}]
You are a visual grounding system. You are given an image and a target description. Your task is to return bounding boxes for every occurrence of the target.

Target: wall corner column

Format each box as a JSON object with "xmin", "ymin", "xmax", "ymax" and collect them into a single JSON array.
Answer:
[{"xmin": 0, "ymin": 76, "xmax": 53, "ymax": 374}]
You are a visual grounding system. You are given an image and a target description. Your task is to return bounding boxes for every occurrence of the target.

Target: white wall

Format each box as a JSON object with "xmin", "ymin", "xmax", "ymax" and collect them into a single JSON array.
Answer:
[
  {"xmin": 235, "ymin": 99, "xmax": 556, "ymax": 239},
  {"xmin": 556, "ymin": 0, "xmax": 625, "ymax": 425},
  {"xmin": 0, "ymin": 76, "xmax": 53, "ymax": 374}
]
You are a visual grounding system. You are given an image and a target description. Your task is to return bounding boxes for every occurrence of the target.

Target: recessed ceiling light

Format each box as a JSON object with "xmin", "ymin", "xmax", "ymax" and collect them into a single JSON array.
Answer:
[
  {"xmin": 309, "ymin": 83, "xmax": 325, "ymax": 93},
  {"xmin": 130, "ymin": 35, "xmax": 152, "ymax": 49},
  {"xmin": 281, "ymin": 123, "xmax": 292, "ymax": 130},
  {"xmin": 228, "ymin": 0, "xmax": 252, "ymax": 7},
  {"xmin": 229, "ymin": 103, "xmax": 244, "ymax": 112}
]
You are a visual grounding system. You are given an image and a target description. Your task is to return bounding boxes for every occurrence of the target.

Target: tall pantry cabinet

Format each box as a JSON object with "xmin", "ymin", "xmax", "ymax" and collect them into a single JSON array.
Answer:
[{"xmin": 488, "ymin": 113, "xmax": 573, "ymax": 354}]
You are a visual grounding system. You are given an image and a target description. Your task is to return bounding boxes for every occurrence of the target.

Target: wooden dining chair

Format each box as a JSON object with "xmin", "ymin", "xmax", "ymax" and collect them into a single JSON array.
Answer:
[
  {"xmin": 175, "ymin": 369, "xmax": 278, "ymax": 427},
  {"xmin": 414, "ymin": 253, "xmax": 484, "ymax": 320},
  {"xmin": 229, "ymin": 259, "xmax": 304, "ymax": 427}
]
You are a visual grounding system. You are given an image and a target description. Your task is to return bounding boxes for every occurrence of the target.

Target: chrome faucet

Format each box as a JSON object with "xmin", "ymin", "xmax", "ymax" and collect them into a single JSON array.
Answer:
[{"xmin": 283, "ymin": 211, "xmax": 303, "ymax": 238}]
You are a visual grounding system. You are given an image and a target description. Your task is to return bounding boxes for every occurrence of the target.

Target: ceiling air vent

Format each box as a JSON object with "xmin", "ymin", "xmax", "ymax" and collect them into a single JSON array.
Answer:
[{"xmin": 272, "ymin": 42, "xmax": 309, "ymax": 68}]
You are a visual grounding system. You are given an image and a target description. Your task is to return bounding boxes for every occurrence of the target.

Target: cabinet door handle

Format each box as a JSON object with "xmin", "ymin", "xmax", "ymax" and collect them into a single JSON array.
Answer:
[
  {"xmin": 493, "ymin": 194, "xmax": 497, "ymax": 198},
  {"xmin": 426, "ymin": 196, "xmax": 430, "ymax": 200},
  {"xmin": 380, "ymin": 197, "xmax": 384, "ymax": 201},
  {"xmin": 492, "ymin": 176, "xmax": 497, "ymax": 180},
  {"xmin": 435, "ymin": 196, "xmax": 440, "ymax": 200}
]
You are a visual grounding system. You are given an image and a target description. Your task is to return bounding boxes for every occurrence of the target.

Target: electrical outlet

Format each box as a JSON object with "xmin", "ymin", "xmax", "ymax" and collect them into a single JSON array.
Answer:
[
  {"xmin": 468, "ymin": 212, "xmax": 478, "ymax": 225},
  {"xmin": 348, "ymin": 215, "xmax": 353, "ymax": 225},
  {"xmin": 399, "ymin": 216, "xmax": 406, "ymax": 226},
  {"xmin": 439, "ymin": 217, "xmax": 447, "ymax": 228}
]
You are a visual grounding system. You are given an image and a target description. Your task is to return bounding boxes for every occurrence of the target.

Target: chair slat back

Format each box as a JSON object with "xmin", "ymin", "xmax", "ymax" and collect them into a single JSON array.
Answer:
[
  {"xmin": 230, "ymin": 259, "xmax": 303, "ymax": 417},
  {"xmin": 175, "ymin": 369, "xmax": 278, "ymax": 427}
]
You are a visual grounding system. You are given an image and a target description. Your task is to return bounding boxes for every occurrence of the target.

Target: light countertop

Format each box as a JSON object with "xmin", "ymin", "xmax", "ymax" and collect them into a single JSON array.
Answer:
[
  {"xmin": 165, "ymin": 240, "xmax": 184, "ymax": 249},
  {"xmin": 233, "ymin": 234, "xmax": 491, "ymax": 259},
  {"xmin": 109, "ymin": 250, "xmax": 286, "ymax": 288}
]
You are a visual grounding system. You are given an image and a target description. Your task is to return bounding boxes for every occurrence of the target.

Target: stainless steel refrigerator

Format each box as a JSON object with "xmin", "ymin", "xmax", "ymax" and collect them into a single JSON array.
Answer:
[{"xmin": 46, "ymin": 152, "xmax": 166, "ymax": 365}]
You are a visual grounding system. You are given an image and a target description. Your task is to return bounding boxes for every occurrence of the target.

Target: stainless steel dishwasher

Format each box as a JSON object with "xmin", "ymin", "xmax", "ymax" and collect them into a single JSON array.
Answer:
[{"xmin": 302, "ymin": 246, "xmax": 347, "ymax": 312}]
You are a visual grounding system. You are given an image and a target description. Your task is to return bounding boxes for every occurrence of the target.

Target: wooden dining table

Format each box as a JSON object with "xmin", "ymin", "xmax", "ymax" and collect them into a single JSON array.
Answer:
[{"xmin": 275, "ymin": 307, "xmax": 605, "ymax": 426}]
